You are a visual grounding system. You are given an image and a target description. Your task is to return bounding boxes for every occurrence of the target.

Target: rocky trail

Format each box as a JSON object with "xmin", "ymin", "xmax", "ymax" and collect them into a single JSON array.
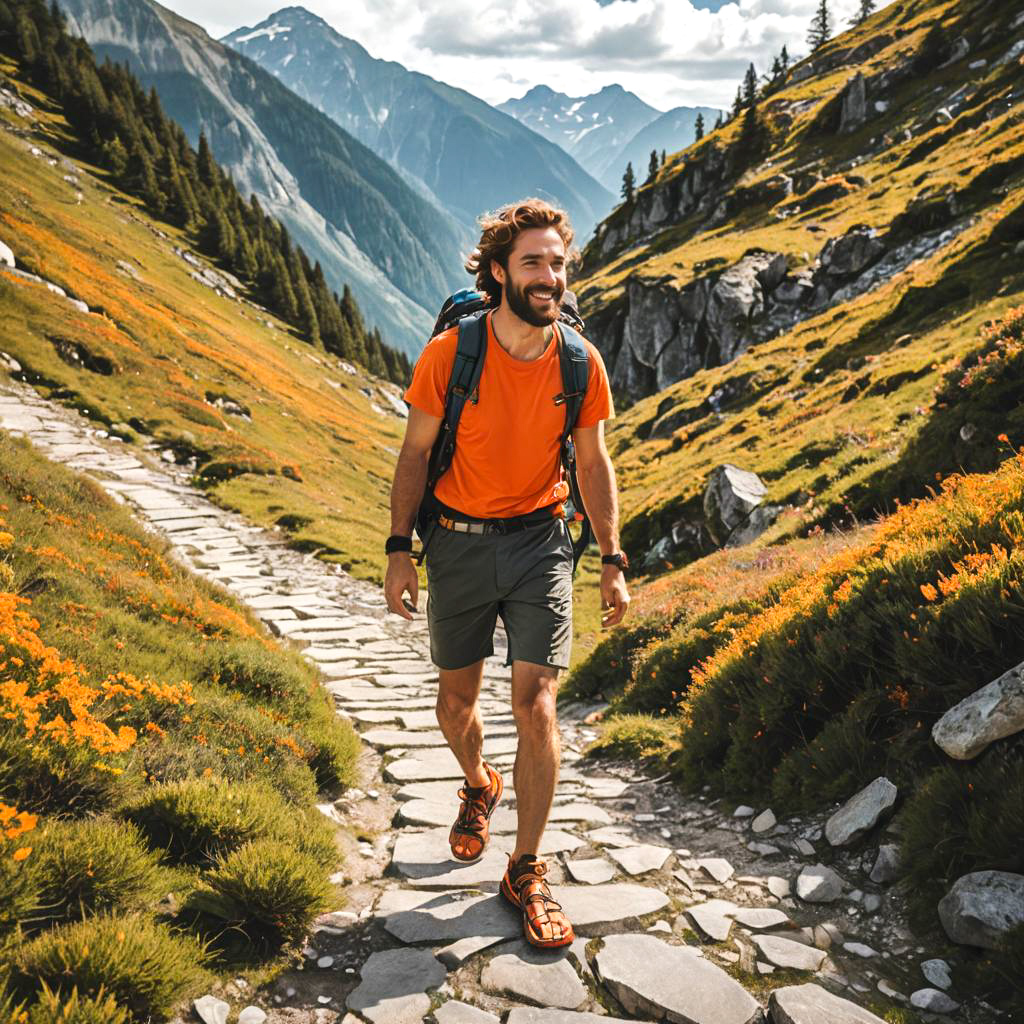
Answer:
[{"xmin": 0, "ymin": 379, "xmax": 982, "ymax": 1024}]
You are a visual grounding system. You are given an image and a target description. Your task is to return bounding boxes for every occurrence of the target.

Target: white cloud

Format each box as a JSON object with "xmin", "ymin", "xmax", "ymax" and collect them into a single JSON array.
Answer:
[{"xmin": 158, "ymin": 0, "xmax": 894, "ymax": 110}]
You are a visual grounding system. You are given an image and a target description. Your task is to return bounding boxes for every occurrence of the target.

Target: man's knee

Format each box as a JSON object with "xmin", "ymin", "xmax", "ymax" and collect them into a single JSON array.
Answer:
[
  {"xmin": 436, "ymin": 662, "xmax": 484, "ymax": 720},
  {"xmin": 512, "ymin": 666, "xmax": 559, "ymax": 736}
]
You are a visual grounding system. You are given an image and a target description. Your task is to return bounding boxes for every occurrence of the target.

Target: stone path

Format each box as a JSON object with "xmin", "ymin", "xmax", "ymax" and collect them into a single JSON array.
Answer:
[{"xmin": 0, "ymin": 379, "xmax": 979, "ymax": 1024}]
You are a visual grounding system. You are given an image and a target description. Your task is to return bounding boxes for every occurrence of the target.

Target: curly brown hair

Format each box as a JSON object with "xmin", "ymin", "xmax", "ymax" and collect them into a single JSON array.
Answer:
[{"xmin": 464, "ymin": 198, "xmax": 577, "ymax": 305}]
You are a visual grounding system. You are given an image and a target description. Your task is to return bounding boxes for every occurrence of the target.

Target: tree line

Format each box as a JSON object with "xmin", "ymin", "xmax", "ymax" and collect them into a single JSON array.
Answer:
[
  {"xmin": 619, "ymin": 0, "xmax": 878, "ymax": 204},
  {"xmin": 0, "ymin": 0, "xmax": 412, "ymax": 385}
]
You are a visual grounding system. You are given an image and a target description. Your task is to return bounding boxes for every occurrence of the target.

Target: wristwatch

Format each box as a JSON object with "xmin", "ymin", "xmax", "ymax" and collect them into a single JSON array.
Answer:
[{"xmin": 601, "ymin": 551, "xmax": 629, "ymax": 570}]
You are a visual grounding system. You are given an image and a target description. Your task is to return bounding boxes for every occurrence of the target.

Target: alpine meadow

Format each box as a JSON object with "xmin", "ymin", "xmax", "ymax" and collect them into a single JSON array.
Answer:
[{"xmin": 1, "ymin": 0, "xmax": 1023, "ymax": 1021}]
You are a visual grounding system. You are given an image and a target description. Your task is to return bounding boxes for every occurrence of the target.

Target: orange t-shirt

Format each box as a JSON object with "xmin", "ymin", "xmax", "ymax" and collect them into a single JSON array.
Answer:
[{"xmin": 404, "ymin": 312, "xmax": 614, "ymax": 518}]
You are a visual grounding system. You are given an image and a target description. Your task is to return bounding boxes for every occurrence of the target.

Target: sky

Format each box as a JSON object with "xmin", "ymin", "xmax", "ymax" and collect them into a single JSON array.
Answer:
[{"xmin": 157, "ymin": 0, "xmax": 895, "ymax": 111}]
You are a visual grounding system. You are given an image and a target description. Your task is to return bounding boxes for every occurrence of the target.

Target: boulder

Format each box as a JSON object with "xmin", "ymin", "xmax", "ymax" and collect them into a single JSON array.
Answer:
[
  {"xmin": 704, "ymin": 465, "xmax": 768, "ymax": 546},
  {"xmin": 910, "ymin": 988, "xmax": 959, "ymax": 1013},
  {"xmin": 769, "ymin": 983, "xmax": 887, "ymax": 1024},
  {"xmin": 932, "ymin": 659, "xmax": 1024, "ymax": 760},
  {"xmin": 824, "ymin": 777, "xmax": 898, "ymax": 846},
  {"xmin": 869, "ymin": 844, "xmax": 902, "ymax": 884},
  {"xmin": 705, "ymin": 253, "xmax": 779, "ymax": 362},
  {"xmin": 592, "ymin": 933, "xmax": 762, "ymax": 1024},
  {"xmin": 753, "ymin": 935, "xmax": 827, "ymax": 972},
  {"xmin": 938, "ymin": 871, "xmax": 1024, "ymax": 949},
  {"xmin": 0, "ymin": 239, "xmax": 14, "ymax": 268},
  {"xmin": 819, "ymin": 227, "xmax": 886, "ymax": 277},
  {"xmin": 921, "ymin": 958, "xmax": 952, "ymax": 990},
  {"xmin": 796, "ymin": 864, "xmax": 844, "ymax": 902}
]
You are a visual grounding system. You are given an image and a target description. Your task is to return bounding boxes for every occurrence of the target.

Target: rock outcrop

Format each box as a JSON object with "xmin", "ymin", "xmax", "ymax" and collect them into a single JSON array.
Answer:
[
  {"xmin": 824, "ymin": 777, "xmax": 898, "ymax": 847},
  {"xmin": 932, "ymin": 659, "xmax": 1024, "ymax": 760}
]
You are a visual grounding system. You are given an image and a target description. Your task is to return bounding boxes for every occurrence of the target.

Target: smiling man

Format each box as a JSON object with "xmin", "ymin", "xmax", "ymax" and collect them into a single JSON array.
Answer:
[{"xmin": 384, "ymin": 198, "xmax": 629, "ymax": 948}]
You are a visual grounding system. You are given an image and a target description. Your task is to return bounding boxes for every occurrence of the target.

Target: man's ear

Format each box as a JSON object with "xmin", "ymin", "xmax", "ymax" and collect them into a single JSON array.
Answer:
[{"xmin": 490, "ymin": 259, "xmax": 506, "ymax": 286}]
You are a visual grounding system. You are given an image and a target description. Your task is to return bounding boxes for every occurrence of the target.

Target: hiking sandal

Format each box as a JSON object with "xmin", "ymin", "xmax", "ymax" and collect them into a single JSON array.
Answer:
[
  {"xmin": 448, "ymin": 761, "xmax": 503, "ymax": 863},
  {"xmin": 500, "ymin": 854, "xmax": 575, "ymax": 949}
]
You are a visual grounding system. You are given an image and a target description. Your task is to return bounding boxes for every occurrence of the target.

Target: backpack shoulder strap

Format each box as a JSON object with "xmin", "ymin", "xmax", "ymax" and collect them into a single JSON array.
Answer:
[{"xmin": 555, "ymin": 321, "xmax": 590, "ymax": 444}]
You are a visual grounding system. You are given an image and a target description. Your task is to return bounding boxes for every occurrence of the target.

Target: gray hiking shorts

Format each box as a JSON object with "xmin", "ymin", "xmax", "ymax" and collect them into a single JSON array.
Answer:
[{"xmin": 424, "ymin": 516, "xmax": 574, "ymax": 671}]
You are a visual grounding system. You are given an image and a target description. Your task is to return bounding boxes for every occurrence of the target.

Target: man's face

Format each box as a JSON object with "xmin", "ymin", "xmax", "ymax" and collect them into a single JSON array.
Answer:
[{"xmin": 493, "ymin": 227, "xmax": 567, "ymax": 328}]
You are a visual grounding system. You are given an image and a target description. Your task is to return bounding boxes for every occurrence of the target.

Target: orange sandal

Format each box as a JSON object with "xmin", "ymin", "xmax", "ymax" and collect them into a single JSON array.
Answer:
[
  {"xmin": 500, "ymin": 853, "xmax": 575, "ymax": 949},
  {"xmin": 448, "ymin": 761, "xmax": 503, "ymax": 863}
]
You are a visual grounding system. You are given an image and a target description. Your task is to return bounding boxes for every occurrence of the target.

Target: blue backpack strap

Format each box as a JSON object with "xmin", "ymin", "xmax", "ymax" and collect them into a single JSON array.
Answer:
[{"xmin": 554, "ymin": 323, "xmax": 591, "ymax": 573}]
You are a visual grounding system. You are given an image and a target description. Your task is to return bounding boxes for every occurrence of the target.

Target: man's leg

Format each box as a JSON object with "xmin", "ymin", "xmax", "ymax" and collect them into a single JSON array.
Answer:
[
  {"xmin": 510, "ymin": 659, "xmax": 561, "ymax": 859},
  {"xmin": 436, "ymin": 658, "xmax": 489, "ymax": 788}
]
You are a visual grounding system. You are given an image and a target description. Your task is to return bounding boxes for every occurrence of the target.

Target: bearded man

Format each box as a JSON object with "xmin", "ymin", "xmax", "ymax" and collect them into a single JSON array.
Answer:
[{"xmin": 384, "ymin": 198, "xmax": 629, "ymax": 948}]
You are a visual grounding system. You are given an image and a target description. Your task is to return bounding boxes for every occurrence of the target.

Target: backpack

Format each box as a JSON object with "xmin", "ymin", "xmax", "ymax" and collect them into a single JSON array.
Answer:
[{"xmin": 414, "ymin": 288, "xmax": 592, "ymax": 573}]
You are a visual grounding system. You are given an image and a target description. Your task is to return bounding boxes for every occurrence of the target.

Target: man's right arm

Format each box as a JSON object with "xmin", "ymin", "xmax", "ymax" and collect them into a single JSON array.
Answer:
[{"xmin": 385, "ymin": 406, "xmax": 443, "ymax": 619}]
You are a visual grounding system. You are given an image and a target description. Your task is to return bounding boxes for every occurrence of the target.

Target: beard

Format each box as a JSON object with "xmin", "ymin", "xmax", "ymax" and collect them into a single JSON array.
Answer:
[{"xmin": 504, "ymin": 277, "xmax": 563, "ymax": 328}]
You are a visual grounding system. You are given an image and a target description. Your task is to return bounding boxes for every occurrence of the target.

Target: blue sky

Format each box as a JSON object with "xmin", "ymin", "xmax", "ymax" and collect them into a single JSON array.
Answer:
[{"xmin": 160, "ymin": 0, "xmax": 894, "ymax": 110}]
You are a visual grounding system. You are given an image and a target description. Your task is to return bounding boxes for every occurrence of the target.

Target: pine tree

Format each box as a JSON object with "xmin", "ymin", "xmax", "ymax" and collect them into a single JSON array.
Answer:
[
  {"xmin": 735, "ymin": 99, "xmax": 767, "ymax": 170},
  {"xmin": 196, "ymin": 130, "xmax": 217, "ymax": 188},
  {"xmin": 731, "ymin": 85, "xmax": 743, "ymax": 119},
  {"xmin": 852, "ymin": 0, "xmax": 875, "ymax": 25},
  {"xmin": 770, "ymin": 55, "xmax": 782, "ymax": 80},
  {"xmin": 742, "ymin": 63, "xmax": 758, "ymax": 106},
  {"xmin": 646, "ymin": 149, "xmax": 659, "ymax": 184},
  {"xmin": 713, "ymin": 111, "xmax": 724, "ymax": 131},
  {"xmin": 621, "ymin": 162, "xmax": 635, "ymax": 203},
  {"xmin": 694, "ymin": 112, "xmax": 705, "ymax": 141},
  {"xmin": 660, "ymin": 149, "xmax": 666, "ymax": 166},
  {"xmin": 780, "ymin": 45, "xmax": 790, "ymax": 74},
  {"xmin": 807, "ymin": 0, "xmax": 831, "ymax": 51}
]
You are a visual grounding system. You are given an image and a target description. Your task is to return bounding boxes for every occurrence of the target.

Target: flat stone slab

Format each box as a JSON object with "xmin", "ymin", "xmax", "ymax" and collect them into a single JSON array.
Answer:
[
  {"xmin": 506, "ymin": 1011, "xmax": 632, "ymax": 1024},
  {"xmin": 565, "ymin": 858, "xmax": 615, "ymax": 884},
  {"xmin": 436, "ymin": 934, "xmax": 506, "ymax": 968},
  {"xmin": 682, "ymin": 856, "xmax": 734, "ymax": 883},
  {"xmin": 395, "ymin": 780, "xmax": 517, "ymax": 803},
  {"xmin": 732, "ymin": 907, "xmax": 791, "ymax": 930},
  {"xmin": 386, "ymin": 746, "xmax": 517, "ymax": 781},
  {"xmin": 796, "ymin": 863, "xmax": 844, "ymax": 902},
  {"xmin": 607, "ymin": 844, "xmax": 671, "ymax": 876},
  {"xmin": 481, "ymin": 940, "xmax": 587, "ymax": 1010},
  {"xmin": 581, "ymin": 778, "xmax": 630, "ymax": 799},
  {"xmin": 584, "ymin": 827, "xmax": 638, "ymax": 848},
  {"xmin": 754, "ymin": 935, "xmax": 828, "ymax": 972},
  {"xmin": 687, "ymin": 899, "xmax": 738, "ymax": 942},
  {"xmin": 377, "ymin": 890, "xmax": 521, "ymax": 944},
  {"xmin": 435, "ymin": 1001, "xmax": 500, "ymax": 1024},
  {"xmin": 593, "ymin": 933, "xmax": 762, "ymax": 1024},
  {"xmin": 769, "ymin": 983, "xmax": 887, "ymax": 1023},
  {"xmin": 346, "ymin": 948, "xmax": 444, "ymax": 1024},
  {"xmin": 391, "ymin": 828, "xmax": 584, "ymax": 882}
]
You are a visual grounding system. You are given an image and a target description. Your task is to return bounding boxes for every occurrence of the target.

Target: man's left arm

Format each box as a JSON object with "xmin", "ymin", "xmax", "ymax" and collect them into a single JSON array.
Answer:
[{"xmin": 573, "ymin": 422, "xmax": 630, "ymax": 628}]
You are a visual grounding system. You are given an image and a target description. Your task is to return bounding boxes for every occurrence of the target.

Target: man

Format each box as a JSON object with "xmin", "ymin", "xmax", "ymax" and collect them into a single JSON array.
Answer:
[{"xmin": 384, "ymin": 198, "xmax": 629, "ymax": 948}]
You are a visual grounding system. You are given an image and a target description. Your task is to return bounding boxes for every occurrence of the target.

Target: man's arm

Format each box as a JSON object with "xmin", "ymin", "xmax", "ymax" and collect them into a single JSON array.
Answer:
[
  {"xmin": 573, "ymin": 422, "xmax": 630, "ymax": 627},
  {"xmin": 385, "ymin": 406, "xmax": 442, "ymax": 619}
]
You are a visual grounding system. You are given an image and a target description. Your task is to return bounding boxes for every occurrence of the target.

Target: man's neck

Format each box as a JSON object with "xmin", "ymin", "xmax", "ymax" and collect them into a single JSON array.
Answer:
[{"xmin": 490, "ymin": 303, "xmax": 554, "ymax": 362}]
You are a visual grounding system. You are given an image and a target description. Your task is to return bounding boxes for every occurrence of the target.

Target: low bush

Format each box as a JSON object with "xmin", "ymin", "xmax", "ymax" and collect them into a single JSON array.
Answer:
[
  {"xmin": 32, "ymin": 820, "xmax": 161, "ymax": 928},
  {"xmin": 187, "ymin": 839, "xmax": 330, "ymax": 952},
  {"xmin": 203, "ymin": 640, "xmax": 315, "ymax": 711},
  {"xmin": 17, "ymin": 914, "xmax": 207, "ymax": 1022},
  {"xmin": 27, "ymin": 982, "xmax": 129, "ymax": 1024},
  {"xmin": 563, "ymin": 614, "xmax": 670, "ymax": 703},
  {"xmin": 301, "ymin": 706, "xmax": 361, "ymax": 793},
  {"xmin": 122, "ymin": 777, "xmax": 286, "ymax": 866},
  {"xmin": 584, "ymin": 713, "xmax": 679, "ymax": 766},
  {"xmin": 1, "ymin": 801, "xmax": 40, "ymax": 943},
  {"xmin": 123, "ymin": 777, "xmax": 339, "ymax": 871}
]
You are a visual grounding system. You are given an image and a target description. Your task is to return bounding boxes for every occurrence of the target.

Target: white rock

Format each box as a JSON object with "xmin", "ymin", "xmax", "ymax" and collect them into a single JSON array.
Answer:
[
  {"xmin": 825, "ymin": 777, "xmax": 898, "ymax": 846},
  {"xmin": 316, "ymin": 955, "xmax": 334, "ymax": 968},
  {"xmin": 435, "ymin": 1002, "xmax": 500, "ymax": 1024},
  {"xmin": 734, "ymin": 805, "xmax": 755, "ymax": 817},
  {"xmin": 910, "ymin": 988, "xmax": 960, "ymax": 1013},
  {"xmin": 238, "ymin": 1009, "xmax": 267, "ymax": 1024},
  {"xmin": 794, "ymin": 838, "xmax": 815, "ymax": 856},
  {"xmin": 607, "ymin": 843, "xmax": 671, "ymax": 876},
  {"xmin": 565, "ymin": 857, "xmax": 615, "ymax": 884},
  {"xmin": 843, "ymin": 942, "xmax": 878, "ymax": 958},
  {"xmin": 767, "ymin": 875, "xmax": 791, "ymax": 899},
  {"xmin": 193, "ymin": 996, "xmax": 229, "ymax": 1024},
  {"xmin": 751, "ymin": 809, "xmax": 776, "ymax": 833},
  {"xmin": 796, "ymin": 864, "xmax": 844, "ymax": 902},
  {"xmin": 921, "ymin": 957, "xmax": 952, "ymax": 989},
  {"xmin": 691, "ymin": 857, "xmax": 735, "ymax": 883},
  {"xmin": 0, "ymin": 240, "xmax": 14, "ymax": 268},
  {"xmin": 731, "ymin": 907, "xmax": 790, "ymax": 930},
  {"xmin": 347, "ymin": 949, "xmax": 444, "ymax": 1024},
  {"xmin": 481, "ymin": 941, "xmax": 587, "ymax": 1010},
  {"xmin": 687, "ymin": 899, "xmax": 738, "ymax": 942},
  {"xmin": 932, "ymin": 660, "xmax": 1024, "ymax": 760}
]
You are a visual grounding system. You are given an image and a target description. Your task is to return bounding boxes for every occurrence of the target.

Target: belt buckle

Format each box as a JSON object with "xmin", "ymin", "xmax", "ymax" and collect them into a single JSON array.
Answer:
[{"xmin": 491, "ymin": 519, "xmax": 507, "ymax": 535}]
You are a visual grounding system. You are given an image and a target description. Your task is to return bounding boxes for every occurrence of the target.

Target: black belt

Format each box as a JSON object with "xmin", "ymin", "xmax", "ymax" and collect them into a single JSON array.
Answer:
[{"xmin": 435, "ymin": 502, "xmax": 560, "ymax": 535}]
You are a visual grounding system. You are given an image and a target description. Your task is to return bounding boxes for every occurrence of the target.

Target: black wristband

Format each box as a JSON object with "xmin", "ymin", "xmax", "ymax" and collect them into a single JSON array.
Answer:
[
  {"xmin": 601, "ymin": 551, "xmax": 629, "ymax": 570},
  {"xmin": 385, "ymin": 534, "xmax": 413, "ymax": 555}
]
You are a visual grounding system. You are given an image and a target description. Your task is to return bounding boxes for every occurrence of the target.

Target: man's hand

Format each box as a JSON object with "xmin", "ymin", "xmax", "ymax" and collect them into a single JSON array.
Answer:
[
  {"xmin": 385, "ymin": 552, "xmax": 419, "ymax": 620},
  {"xmin": 600, "ymin": 564, "xmax": 630, "ymax": 628}
]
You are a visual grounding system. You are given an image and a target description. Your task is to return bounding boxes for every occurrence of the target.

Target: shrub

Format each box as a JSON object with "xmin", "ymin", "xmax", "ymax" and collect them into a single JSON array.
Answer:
[
  {"xmin": 203, "ymin": 640, "xmax": 315, "ymax": 711},
  {"xmin": 1, "ymin": 801, "xmax": 41, "ymax": 943},
  {"xmin": 122, "ymin": 777, "xmax": 285, "ymax": 866},
  {"xmin": 187, "ymin": 839, "xmax": 329, "ymax": 951},
  {"xmin": 123, "ymin": 777, "xmax": 339, "ymax": 871},
  {"xmin": 584, "ymin": 713, "xmax": 679, "ymax": 766},
  {"xmin": 32, "ymin": 820, "xmax": 160, "ymax": 928},
  {"xmin": 563, "ymin": 614, "xmax": 670, "ymax": 702},
  {"xmin": 301, "ymin": 708, "xmax": 360, "ymax": 793},
  {"xmin": 17, "ymin": 914, "xmax": 207, "ymax": 1022},
  {"xmin": 27, "ymin": 982, "xmax": 129, "ymax": 1024}
]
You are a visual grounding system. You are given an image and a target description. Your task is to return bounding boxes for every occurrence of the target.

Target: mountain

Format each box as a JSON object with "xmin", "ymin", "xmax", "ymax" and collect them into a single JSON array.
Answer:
[
  {"xmin": 499, "ymin": 84, "xmax": 692, "ymax": 191},
  {"xmin": 221, "ymin": 7, "xmax": 614, "ymax": 242},
  {"xmin": 58, "ymin": 0, "xmax": 468, "ymax": 356},
  {"xmin": 612, "ymin": 104, "xmax": 722, "ymax": 189}
]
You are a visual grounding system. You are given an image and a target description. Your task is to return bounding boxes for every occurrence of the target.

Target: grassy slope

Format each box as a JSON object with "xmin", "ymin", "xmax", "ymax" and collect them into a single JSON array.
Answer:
[
  {"xmin": 573, "ymin": 0, "xmax": 1024, "ymax": 568},
  {"xmin": 0, "ymin": 57, "xmax": 406, "ymax": 583},
  {"xmin": 0, "ymin": 428, "xmax": 362, "ymax": 1017}
]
